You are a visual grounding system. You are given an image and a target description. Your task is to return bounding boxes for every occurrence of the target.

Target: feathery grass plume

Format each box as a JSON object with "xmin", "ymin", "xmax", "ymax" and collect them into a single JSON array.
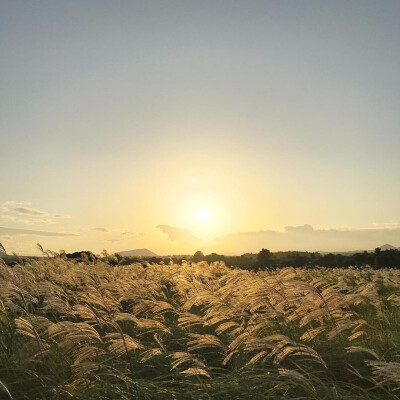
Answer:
[
  {"xmin": 135, "ymin": 318, "xmax": 172, "ymax": 334},
  {"xmin": 187, "ymin": 333, "xmax": 227, "ymax": 352},
  {"xmin": 0, "ymin": 243, "xmax": 7, "ymax": 256},
  {"xmin": 278, "ymin": 368, "xmax": 316, "ymax": 395},
  {"xmin": 346, "ymin": 347, "xmax": 380, "ymax": 360},
  {"xmin": 0, "ymin": 257, "xmax": 399, "ymax": 398},
  {"xmin": 178, "ymin": 312, "xmax": 205, "ymax": 328},
  {"xmin": 181, "ymin": 368, "xmax": 211, "ymax": 378},
  {"xmin": 273, "ymin": 344, "xmax": 327, "ymax": 368},
  {"xmin": 36, "ymin": 243, "xmax": 44, "ymax": 254},
  {"xmin": 367, "ymin": 361, "xmax": 400, "ymax": 387},
  {"xmin": 106, "ymin": 332, "xmax": 143, "ymax": 355},
  {"xmin": 300, "ymin": 326, "xmax": 326, "ymax": 341},
  {"xmin": 170, "ymin": 351, "xmax": 207, "ymax": 370},
  {"xmin": 140, "ymin": 348, "xmax": 163, "ymax": 362},
  {"xmin": 0, "ymin": 380, "xmax": 12, "ymax": 399}
]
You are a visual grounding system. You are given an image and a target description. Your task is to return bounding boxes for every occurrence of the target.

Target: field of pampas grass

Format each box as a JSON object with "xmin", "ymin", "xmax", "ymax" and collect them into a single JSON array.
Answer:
[{"xmin": 0, "ymin": 255, "xmax": 399, "ymax": 399}]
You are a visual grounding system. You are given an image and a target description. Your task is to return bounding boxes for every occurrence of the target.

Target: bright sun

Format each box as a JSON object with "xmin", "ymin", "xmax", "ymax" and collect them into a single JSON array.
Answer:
[{"xmin": 196, "ymin": 209, "xmax": 210, "ymax": 223}]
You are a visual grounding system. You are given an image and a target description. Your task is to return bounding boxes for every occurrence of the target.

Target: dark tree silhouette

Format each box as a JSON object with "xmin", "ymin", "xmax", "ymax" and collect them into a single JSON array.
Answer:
[
  {"xmin": 256, "ymin": 248, "xmax": 271, "ymax": 269},
  {"xmin": 193, "ymin": 250, "xmax": 205, "ymax": 262}
]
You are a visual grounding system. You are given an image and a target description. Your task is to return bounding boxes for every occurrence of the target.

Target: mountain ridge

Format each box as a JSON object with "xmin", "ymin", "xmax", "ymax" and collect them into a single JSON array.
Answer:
[{"xmin": 115, "ymin": 248, "xmax": 158, "ymax": 257}]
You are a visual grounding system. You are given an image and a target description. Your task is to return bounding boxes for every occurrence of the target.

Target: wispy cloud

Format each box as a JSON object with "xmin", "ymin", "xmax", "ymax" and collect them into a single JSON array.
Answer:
[
  {"xmin": 92, "ymin": 227, "xmax": 108, "ymax": 232},
  {"xmin": 53, "ymin": 214, "xmax": 71, "ymax": 219},
  {"xmin": 0, "ymin": 201, "xmax": 71, "ymax": 225},
  {"xmin": 0, "ymin": 214, "xmax": 58, "ymax": 226},
  {"xmin": 1, "ymin": 201, "xmax": 31, "ymax": 212},
  {"xmin": 370, "ymin": 222, "xmax": 400, "ymax": 229},
  {"xmin": 121, "ymin": 231, "xmax": 135, "ymax": 236},
  {"xmin": 0, "ymin": 214, "xmax": 33, "ymax": 225},
  {"xmin": 13, "ymin": 207, "xmax": 48, "ymax": 216},
  {"xmin": 2, "ymin": 201, "xmax": 48, "ymax": 216},
  {"xmin": 157, "ymin": 225, "xmax": 199, "ymax": 245},
  {"xmin": 0, "ymin": 227, "xmax": 78, "ymax": 237}
]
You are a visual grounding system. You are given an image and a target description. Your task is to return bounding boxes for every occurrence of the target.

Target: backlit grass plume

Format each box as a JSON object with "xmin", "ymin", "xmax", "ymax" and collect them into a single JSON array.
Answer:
[{"xmin": 0, "ymin": 255, "xmax": 399, "ymax": 399}]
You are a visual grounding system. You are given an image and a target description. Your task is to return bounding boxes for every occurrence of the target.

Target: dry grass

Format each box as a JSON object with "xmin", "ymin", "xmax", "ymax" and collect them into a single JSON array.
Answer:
[{"xmin": 0, "ymin": 255, "xmax": 399, "ymax": 399}]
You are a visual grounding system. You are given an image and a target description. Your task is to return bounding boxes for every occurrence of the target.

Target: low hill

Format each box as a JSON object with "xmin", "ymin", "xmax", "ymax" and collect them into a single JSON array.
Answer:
[
  {"xmin": 205, "ymin": 226, "xmax": 400, "ymax": 254},
  {"xmin": 378, "ymin": 244, "xmax": 398, "ymax": 251},
  {"xmin": 116, "ymin": 248, "xmax": 158, "ymax": 257}
]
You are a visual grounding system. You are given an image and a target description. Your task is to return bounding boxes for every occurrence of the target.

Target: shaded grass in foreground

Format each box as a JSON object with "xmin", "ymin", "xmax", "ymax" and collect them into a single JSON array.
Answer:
[{"xmin": 0, "ymin": 256, "xmax": 399, "ymax": 399}]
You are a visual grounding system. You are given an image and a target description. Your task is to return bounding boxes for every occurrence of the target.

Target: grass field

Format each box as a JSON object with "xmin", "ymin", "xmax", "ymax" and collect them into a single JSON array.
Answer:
[{"xmin": 0, "ymin": 256, "xmax": 399, "ymax": 399}]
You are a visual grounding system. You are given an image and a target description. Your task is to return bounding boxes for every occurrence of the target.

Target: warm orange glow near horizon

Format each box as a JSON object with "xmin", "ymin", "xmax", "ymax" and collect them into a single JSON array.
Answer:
[{"xmin": 0, "ymin": 1, "xmax": 399, "ymax": 257}]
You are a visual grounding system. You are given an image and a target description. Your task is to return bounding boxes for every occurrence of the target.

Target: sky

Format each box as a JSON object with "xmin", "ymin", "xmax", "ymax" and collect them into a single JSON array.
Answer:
[{"xmin": 0, "ymin": 1, "xmax": 399, "ymax": 255}]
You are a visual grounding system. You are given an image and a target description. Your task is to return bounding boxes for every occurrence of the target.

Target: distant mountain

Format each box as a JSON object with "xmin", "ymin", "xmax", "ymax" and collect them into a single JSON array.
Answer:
[
  {"xmin": 116, "ymin": 248, "xmax": 158, "ymax": 257},
  {"xmin": 377, "ymin": 244, "xmax": 398, "ymax": 251},
  {"xmin": 204, "ymin": 225, "xmax": 400, "ymax": 254}
]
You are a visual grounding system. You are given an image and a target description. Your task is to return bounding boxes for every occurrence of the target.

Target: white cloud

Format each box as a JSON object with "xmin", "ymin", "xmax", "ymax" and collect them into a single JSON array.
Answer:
[
  {"xmin": 0, "ymin": 201, "xmax": 71, "ymax": 226},
  {"xmin": 13, "ymin": 207, "xmax": 48, "ymax": 216},
  {"xmin": 1, "ymin": 201, "xmax": 31, "ymax": 212},
  {"xmin": 157, "ymin": 225, "xmax": 199, "ymax": 245},
  {"xmin": 0, "ymin": 227, "xmax": 78, "ymax": 237}
]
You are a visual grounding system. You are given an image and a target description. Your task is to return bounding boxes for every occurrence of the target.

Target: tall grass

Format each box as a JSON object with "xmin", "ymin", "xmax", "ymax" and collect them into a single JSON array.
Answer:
[{"xmin": 0, "ymin": 255, "xmax": 399, "ymax": 399}]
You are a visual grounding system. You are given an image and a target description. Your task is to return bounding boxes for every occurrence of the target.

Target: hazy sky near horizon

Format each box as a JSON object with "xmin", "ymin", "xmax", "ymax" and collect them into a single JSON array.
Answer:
[{"xmin": 1, "ymin": 1, "xmax": 399, "ymax": 255}]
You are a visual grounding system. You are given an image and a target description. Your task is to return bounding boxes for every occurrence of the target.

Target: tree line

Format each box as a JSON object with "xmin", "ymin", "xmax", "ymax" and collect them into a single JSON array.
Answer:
[
  {"xmin": 191, "ymin": 247, "xmax": 400, "ymax": 270},
  {"xmin": 54, "ymin": 248, "xmax": 400, "ymax": 269},
  {"xmin": 2, "ymin": 247, "xmax": 399, "ymax": 269}
]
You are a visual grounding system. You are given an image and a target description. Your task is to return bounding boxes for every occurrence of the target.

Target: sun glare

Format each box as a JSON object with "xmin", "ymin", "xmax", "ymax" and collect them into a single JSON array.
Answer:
[{"xmin": 196, "ymin": 209, "xmax": 210, "ymax": 223}]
